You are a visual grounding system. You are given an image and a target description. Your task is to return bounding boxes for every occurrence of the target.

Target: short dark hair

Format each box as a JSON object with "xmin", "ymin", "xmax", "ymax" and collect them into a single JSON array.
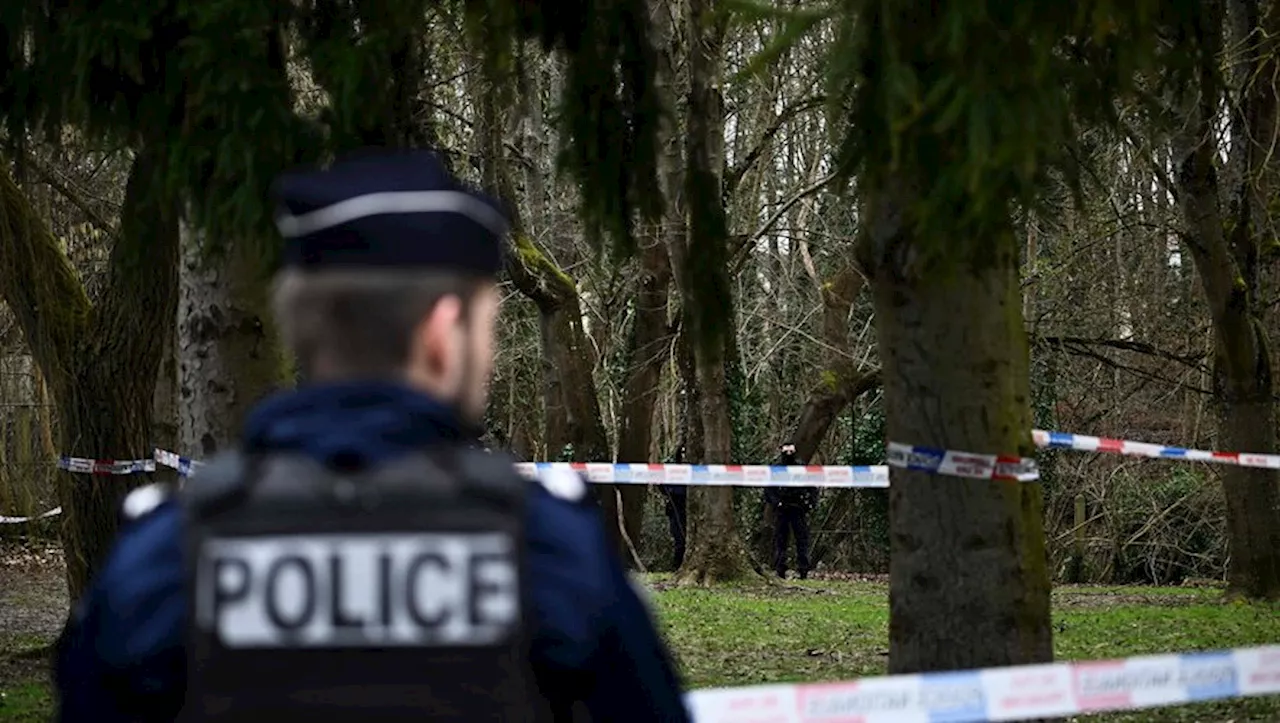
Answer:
[{"xmin": 271, "ymin": 268, "xmax": 486, "ymax": 379}]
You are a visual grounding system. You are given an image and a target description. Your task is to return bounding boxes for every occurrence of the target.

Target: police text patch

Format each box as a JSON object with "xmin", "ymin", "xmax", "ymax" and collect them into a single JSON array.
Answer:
[{"xmin": 195, "ymin": 533, "xmax": 518, "ymax": 648}]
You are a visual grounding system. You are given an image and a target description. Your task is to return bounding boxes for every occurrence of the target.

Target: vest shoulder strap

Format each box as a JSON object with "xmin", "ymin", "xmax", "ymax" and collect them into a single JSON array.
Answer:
[{"xmin": 183, "ymin": 445, "xmax": 530, "ymax": 515}]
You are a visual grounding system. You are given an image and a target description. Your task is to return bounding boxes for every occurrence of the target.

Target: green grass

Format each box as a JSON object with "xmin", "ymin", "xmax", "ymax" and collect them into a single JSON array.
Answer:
[
  {"xmin": 651, "ymin": 577, "xmax": 1280, "ymax": 722},
  {"xmin": 0, "ymin": 683, "xmax": 49, "ymax": 723},
  {"xmin": 2, "ymin": 579, "xmax": 1277, "ymax": 722}
]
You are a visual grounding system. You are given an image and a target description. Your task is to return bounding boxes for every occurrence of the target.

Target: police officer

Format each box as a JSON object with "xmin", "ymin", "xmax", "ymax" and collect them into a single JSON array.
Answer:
[
  {"xmin": 54, "ymin": 149, "xmax": 690, "ymax": 723},
  {"xmin": 658, "ymin": 445, "xmax": 688, "ymax": 569},
  {"xmin": 764, "ymin": 442, "xmax": 818, "ymax": 580}
]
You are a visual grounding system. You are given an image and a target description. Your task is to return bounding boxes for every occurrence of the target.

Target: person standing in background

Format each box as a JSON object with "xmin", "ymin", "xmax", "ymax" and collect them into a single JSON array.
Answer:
[
  {"xmin": 659, "ymin": 444, "xmax": 688, "ymax": 570},
  {"xmin": 765, "ymin": 442, "xmax": 818, "ymax": 579}
]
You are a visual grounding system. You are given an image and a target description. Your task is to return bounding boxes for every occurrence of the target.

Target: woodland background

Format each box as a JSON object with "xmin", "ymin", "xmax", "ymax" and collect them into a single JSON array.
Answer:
[{"xmin": 0, "ymin": 0, "xmax": 1259, "ymax": 595}]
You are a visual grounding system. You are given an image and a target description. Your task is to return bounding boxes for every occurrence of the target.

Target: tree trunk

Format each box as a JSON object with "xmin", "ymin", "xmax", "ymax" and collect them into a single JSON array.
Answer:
[
  {"xmin": 1173, "ymin": 7, "xmax": 1280, "ymax": 598},
  {"xmin": 0, "ymin": 148, "xmax": 180, "ymax": 600},
  {"xmin": 151, "ymin": 322, "xmax": 180, "ymax": 485},
  {"xmin": 471, "ymin": 60, "xmax": 611, "ymax": 468},
  {"xmin": 177, "ymin": 230, "xmax": 291, "ymax": 457},
  {"xmin": 671, "ymin": 0, "xmax": 758, "ymax": 585},
  {"xmin": 534, "ymin": 276, "xmax": 611, "ymax": 464},
  {"xmin": 862, "ymin": 179, "xmax": 1053, "ymax": 673},
  {"xmin": 608, "ymin": 236, "xmax": 674, "ymax": 562}
]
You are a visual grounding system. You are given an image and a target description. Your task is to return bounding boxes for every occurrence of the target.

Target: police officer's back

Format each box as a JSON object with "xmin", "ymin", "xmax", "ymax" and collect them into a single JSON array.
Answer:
[{"xmin": 53, "ymin": 150, "xmax": 690, "ymax": 723}]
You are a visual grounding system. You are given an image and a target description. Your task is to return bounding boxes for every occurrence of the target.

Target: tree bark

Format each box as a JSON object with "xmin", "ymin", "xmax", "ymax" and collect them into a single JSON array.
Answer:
[
  {"xmin": 1173, "ymin": 2, "xmax": 1280, "ymax": 599},
  {"xmin": 609, "ymin": 235, "xmax": 674, "ymax": 561},
  {"xmin": 0, "ymin": 148, "xmax": 180, "ymax": 600},
  {"xmin": 472, "ymin": 61, "xmax": 611, "ymax": 468},
  {"xmin": 152, "ymin": 319, "xmax": 180, "ymax": 485},
  {"xmin": 862, "ymin": 177, "xmax": 1053, "ymax": 673},
  {"xmin": 671, "ymin": 0, "xmax": 759, "ymax": 584},
  {"xmin": 177, "ymin": 231, "xmax": 291, "ymax": 457}
]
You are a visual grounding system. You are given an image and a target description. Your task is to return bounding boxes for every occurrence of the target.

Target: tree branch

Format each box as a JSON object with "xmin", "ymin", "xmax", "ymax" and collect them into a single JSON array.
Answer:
[
  {"xmin": 1035, "ymin": 335, "xmax": 1208, "ymax": 372},
  {"xmin": 1040, "ymin": 338, "xmax": 1213, "ymax": 395},
  {"xmin": 23, "ymin": 152, "xmax": 119, "ymax": 237},
  {"xmin": 731, "ymin": 172, "xmax": 837, "ymax": 274},
  {"xmin": 723, "ymin": 94, "xmax": 825, "ymax": 195}
]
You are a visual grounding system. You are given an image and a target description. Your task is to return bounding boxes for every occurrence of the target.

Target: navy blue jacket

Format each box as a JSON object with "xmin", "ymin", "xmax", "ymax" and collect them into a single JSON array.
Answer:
[{"xmin": 54, "ymin": 382, "xmax": 690, "ymax": 722}]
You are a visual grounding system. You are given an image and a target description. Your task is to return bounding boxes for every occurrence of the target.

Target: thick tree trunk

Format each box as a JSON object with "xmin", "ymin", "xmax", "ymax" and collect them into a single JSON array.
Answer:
[
  {"xmin": 0, "ymin": 149, "xmax": 180, "ymax": 600},
  {"xmin": 152, "ymin": 313, "xmax": 180, "ymax": 485},
  {"xmin": 670, "ymin": 0, "xmax": 758, "ymax": 584},
  {"xmin": 677, "ymin": 336, "xmax": 760, "ymax": 584},
  {"xmin": 532, "ymin": 271, "xmax": 611, "ymax": 464},
  {"xmin": 606, "ymin": 237, "xmax": 674, "ymax": 563},
  {"xmin": 863, "ymin": 179, "xmax": 1052, "ymax": 673},
  {"xmin": 177, "ymin": 229, "xmax": 290, "ymax": 457},
  {"xmin": 1173, "ymin": 18, "xmax": 1280, "ymax": 598}
]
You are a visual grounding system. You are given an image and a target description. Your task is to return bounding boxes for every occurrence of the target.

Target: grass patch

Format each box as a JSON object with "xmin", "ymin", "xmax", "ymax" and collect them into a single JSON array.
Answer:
[
  {"xmin": 651, "ymin": 578, "xmax": 1280, "ymax": 722},
  {"xmin": 2, "ymin": 579, "xmax": 1275, "ymax": 722},
  {"xmin": 0, "ymin": 683, "xmax": 49, "ymax": 723}
]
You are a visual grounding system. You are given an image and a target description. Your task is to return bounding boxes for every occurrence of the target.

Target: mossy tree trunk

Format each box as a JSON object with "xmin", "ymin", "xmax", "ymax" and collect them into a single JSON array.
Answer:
[
  {"xmin": 862, "ymin": 178, "xmax": 1053, "ymax": 673},
  {"xmin": 672, "ymin": 0, "xmax": 759, "ymax": 585},
  {"xmin": 177, "ymin": 230, "xmax": 290, "ymax": 457},
  {"xmin": 473, "ymin": 65, "xmax": 611, "ymax": 469},
  {"xmin": 0, "ymin": 148, "xmax": 180, "ymax": 600},
  {"xmin": 788, "ymin": 266, "xmax": 880, "ymax": 461},
  {"xmin": 1173, "ymin": 2, "xmax": 1280, "ymax": 599}
]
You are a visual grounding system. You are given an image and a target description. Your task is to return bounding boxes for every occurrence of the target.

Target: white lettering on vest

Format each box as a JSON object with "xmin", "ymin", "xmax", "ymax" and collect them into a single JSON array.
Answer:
[{"xmin": 194, "ymin": 533, "xmax": 518, "ymax": 648}]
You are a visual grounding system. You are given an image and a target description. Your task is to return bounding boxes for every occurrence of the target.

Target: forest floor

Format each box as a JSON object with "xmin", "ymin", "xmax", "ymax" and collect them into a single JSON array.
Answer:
[{"xmin": 2, "ymin": 540, "xmax": 1277, "ymax": 722}]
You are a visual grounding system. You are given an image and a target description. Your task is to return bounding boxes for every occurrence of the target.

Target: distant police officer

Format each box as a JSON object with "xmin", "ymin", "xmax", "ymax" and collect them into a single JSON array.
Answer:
[
  {"xmin": 658, "ymin": 445, "xmax": 688, "ymax": 569},
  {"xmin": 54, "ymin": 149, "xmax": 690, "ymax": 723},
  {"xmin": 764, "ymin": 442, "xmax": 818, "ymax": 580}
]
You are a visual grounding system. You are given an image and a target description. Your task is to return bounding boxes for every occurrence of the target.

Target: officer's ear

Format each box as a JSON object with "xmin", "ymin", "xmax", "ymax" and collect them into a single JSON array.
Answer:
[{"xmin": 411, "ymin": 295, "xmax": 465, "ymax": 382}]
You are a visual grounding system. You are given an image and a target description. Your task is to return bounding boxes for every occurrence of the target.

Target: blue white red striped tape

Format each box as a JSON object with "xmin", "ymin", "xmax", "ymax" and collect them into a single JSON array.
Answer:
[
  {"xmin": 6, "ymin": 427, "xmax": 1280, "ymax": 524},
  {"xmin": 685, "ymin": 644, "xmax": 1280, "ymax": 722},
  {"xmin": 1033, "ymin": 429, "xmax": 1280, "ymax": 468},
  {"xmin": 56, "ymin": 456, "xmax": 155, "ymax": 475},
  {"xmin": 886, "ymin": 442, "xmax": 1040, "ymax": 482},
  {"xmin": 512, "ymin": 462, "xmax": 890, "ymax": 487}
]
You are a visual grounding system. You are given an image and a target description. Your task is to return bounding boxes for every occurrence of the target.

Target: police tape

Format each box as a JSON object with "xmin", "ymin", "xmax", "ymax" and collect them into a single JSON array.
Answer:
[
  {"xmin": 886, "ymin": 442, "xmax": 1040, "ymax": 482},
  {"xmin": 512, "ymin": 462, "xmax": 891, "ymax": 487},
  {"xmin": 685, "ymin": 644, "xmax": 1280, "ymax": 722},
  {"xmin": 153, "ymin": 449, "xmax": 201, "ymax": 477},
  {"xmin": 1033, "ymin": 429, "xmax": 1280, "ymax": 469},
  {"xmin": 36, "ymin": 425, "xmax": 1280, "ymax": 489},
  {"xmin": 0, "ymin": 507, "xmax": 61, "ymax": 524},
  {"xmin": 57, "ymin": 455, "xmax": 155, "ymax": 475}
]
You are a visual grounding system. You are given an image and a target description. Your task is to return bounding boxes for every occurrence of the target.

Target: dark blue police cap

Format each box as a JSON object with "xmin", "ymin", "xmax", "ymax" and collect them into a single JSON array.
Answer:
[{"xmin": 271, "ymin": 149, "xmax": 508, "ymax": 275}]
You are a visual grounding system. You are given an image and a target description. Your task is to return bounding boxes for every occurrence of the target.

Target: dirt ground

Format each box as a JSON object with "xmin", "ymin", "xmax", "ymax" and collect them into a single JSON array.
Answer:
[{"xmin": 0, "ymin": 540, "xmax": 68, "ymax": 692}]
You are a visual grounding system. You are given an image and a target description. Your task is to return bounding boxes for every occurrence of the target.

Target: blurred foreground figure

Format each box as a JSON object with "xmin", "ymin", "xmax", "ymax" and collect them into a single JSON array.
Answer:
[
  {"xmin": 764, "ymin": 442, "xmax": 817, "ymax": 579},
  {"xmin": 54, "ymin": 149, "xmax": 689, "ymax": 723}
]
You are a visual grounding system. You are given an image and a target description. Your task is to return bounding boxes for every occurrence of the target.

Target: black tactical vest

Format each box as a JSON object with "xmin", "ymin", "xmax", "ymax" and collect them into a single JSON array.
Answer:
[{"xmin": 177, "ymin": 446, "xmax": 548, "ymax": 723}]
